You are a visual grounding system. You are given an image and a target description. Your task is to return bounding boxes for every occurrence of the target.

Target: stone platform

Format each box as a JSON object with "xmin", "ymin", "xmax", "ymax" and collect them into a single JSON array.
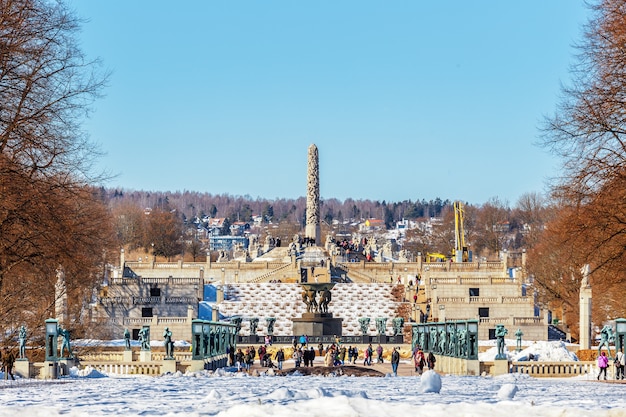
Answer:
[{"xmin": 292, "ymin": 312, "xmax": 343, "ymax": 337}]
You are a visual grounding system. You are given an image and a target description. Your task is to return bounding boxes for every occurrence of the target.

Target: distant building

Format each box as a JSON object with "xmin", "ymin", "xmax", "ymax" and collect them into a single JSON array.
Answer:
[
  {"xmin": 209, "ymin": 236, "xmax": 249, "ymax": 251},
  {"xmin": 359, "ymin": 218, "xmax": 385, "ymax": 232}
]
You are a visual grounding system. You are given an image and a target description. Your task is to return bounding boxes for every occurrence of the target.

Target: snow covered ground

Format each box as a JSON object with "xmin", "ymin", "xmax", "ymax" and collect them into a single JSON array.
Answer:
[
  {"xmin": 0, "ymin": 340, "xmax": 620, "ymax": 417},
  {"xmin": 0, "ymin": 367, "xmax": 623, "ymax": 417}
]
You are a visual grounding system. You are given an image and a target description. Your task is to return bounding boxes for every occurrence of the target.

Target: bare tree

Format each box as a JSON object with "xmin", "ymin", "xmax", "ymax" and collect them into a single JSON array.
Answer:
[
  {"xmin": 0, "ymin": 0, "xmax": 112, "ymax": 335},
  {"xmin": 472, "ymin": 197, "xmax": 510, "ymax": 259},
  {"xmin": 535, "ymin": 0, "xmax": 626, "ymax": 325},
  {"xmin": 144, "ymin": 209, "xmax": 183, "ymax": 261}
]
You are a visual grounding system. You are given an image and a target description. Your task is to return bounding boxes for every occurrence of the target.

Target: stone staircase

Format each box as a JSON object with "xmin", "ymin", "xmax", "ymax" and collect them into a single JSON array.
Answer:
[{"xmin": 215, "ymin": 283, "xmax": 410, "ymax": 337}]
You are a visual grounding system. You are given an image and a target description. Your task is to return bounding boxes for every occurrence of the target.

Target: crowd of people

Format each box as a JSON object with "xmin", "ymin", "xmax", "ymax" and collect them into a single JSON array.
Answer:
[
  {"xmin": 411, "ymin": 345, "xmax": 435, "ymax": 375},
  {"xmin": 228, "ymin": 339, "xmax": 435, "ymax": 378}
]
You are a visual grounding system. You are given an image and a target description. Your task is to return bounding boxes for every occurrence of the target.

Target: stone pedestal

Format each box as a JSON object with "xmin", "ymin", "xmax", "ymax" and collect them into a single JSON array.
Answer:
[
  {"xmin": 493, "ymin": 359, "xmax": 509, "ymax": 376},
  {"xmin": 42, "ymin": 361, "xmax": 58, "ymax": 379},
  {"xmin": 123, "ymin": 350, "xmax": 133, "ymax": 362},
  {"xmin": 161, "ymin": 359, "xmax": 177, "ymax": 374},
  {"xmin": 292, "ymin": 313, "xmax": 342, "ymax": 337},
  {"xmin": 58, "ymin": 358, "xmax": 76, "ymax": 377},
  {"xmin": 187, "ymin": 359, "xmax": 205, "ymax": 373},
  {"xmin": 466, "ymin": 359, "xmax": 480, "ymax": 376},
  {"xmin": 14, "ymin": 359, "xmax": 30, "ymax": 378},
  {"xmin": 139, "ymin": 350, "xmax": 152, "ymax": 362}
]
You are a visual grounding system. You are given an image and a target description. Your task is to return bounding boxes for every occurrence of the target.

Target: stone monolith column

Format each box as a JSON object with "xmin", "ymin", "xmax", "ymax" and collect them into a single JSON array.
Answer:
[{"xmin": 305, "ymin": 144, "xmax": 321, "ymax": 246}]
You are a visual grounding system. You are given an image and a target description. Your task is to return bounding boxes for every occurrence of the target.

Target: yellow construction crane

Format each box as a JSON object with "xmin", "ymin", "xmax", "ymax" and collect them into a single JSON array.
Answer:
[{"xmin": 454, "ymin": 201, "xmax": 470, "ymax": 262}]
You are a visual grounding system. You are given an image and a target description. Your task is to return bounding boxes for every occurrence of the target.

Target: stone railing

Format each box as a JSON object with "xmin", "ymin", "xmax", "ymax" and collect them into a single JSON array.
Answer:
[
  {"xmin": 182, "ymin": 262, "xmax": 209, "ymax": 269},
  {"xmin": 86, "ymin": 362, "xmax": 163, "ymax": 375},
  {"xmin": 429, "ymin": 276, "xmax": 517, "ymax": 285},
  {"xmin": 138, "ymin": 278, "xmax": 170, "ymax": 284},
  {"xmin": 77, "ymin": 350, "xmax": 194, "ymax": 363},
  {"xmin": 469, "ymin": 296, "xmax": 499, "ymax": 303},
  {"xmin": 99, "ymin": 296, "xmax": 131, "ymax": 304},
  {"xmin": 479, "ymin": 317, "xmax": 543, "ymax": 325},
  {"xmin": 110, "ymin": 278, "xmax": 138, "ymax": 285},
  {"xmin": 502, "ymin": 296, "xmax": 530, "ymax": 303},
  {"xmin": 124, "ymin": 316, "xmax": 190, "ymax": 327},
  {"xmin": 509, "ymin": 361, "xmax": 596, "ymax": 377},
  {"xmin": 165, "ymin": 297, "xmax": 197, "ymax": 304},
  {"xmin": 436, "ymin": 297, "xmax": 467, "ymax": 303},
  {"xmin": 111, "ymin": 277, "xmax": 201, "ymax": 286},
  {"xmin": 436, "ymin": 296, "xmax": 531, "ymax": 304},
  {"xmin": 133, "ymin": 296, "xmax": 161, "ymax": 305}
]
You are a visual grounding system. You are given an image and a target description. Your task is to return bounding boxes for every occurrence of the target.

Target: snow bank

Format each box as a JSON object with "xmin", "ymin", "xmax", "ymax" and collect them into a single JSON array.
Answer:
[
  {"xmin": 69, "ymin": 366, "xmax": 107, "ymax": 378},
  {"xmin": 478, "ymin": 341, "xmax": 578, "ymax": 362},
  {"xmin": 420, "ymin": 370, "xmax": 441, "ymax": 393}
]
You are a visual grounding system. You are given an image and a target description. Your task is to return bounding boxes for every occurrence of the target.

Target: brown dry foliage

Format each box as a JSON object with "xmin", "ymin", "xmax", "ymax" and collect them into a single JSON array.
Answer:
[
  {"xmin": 0, "ymin": 0, "xmax": 113, "ymax": 342},
  {"xmin": 532, "ymin": 0, "xmax": 626, "ymax": 337}
]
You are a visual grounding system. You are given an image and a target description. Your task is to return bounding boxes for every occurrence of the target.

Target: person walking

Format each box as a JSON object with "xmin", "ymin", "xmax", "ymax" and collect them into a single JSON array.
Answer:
[
  {"xmin": 391, "ymin": 347, "xmax": 400, "ymax": 376},
  {"xmin": 324, "ymin": 347, "xmax": 334, "ymax": 367},
  {"xmin": 235, "ymin": 348, "xmax": 244, "ymax": 372},
  {"xmin": 376, "ymin": 344, "xmax": 384, "ymax": 363},
  {"xmin": 275, "ymin": 348, "xmax": 285, "ymax": 371},
  {"xmin": 2, "ymin": 348, "xmax": 15, "ymax": 380},
  {"xmin": 597, "ymin": 351, "xmax": 609, "ymax": 380},
  {"xmin": 427, "ymin": 351, "xmax": 436, "ymax": 370},
  {"xmin": 293, "ymin": 347, "xmax": 303, "ymax": 368},
  {"xmin": 413, "ymin": 347, "xmax": 425, "ymax": 375},
  {"xmin": 339, "ymin": 345, "xmax": 347, "ymax": 365},
  {"xmin": 615, "ymin": 348, "xmax": 624, "ymax": 380}
]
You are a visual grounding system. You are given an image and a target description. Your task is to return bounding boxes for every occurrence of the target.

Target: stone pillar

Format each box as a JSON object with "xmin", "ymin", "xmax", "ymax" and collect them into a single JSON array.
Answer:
[
  {"xmin": 120, "ymin": 248, "xmax": 125, "ymax": 269},
  {"xmin": 305, "ymin": 144, "xmax": 321, "ymax": 246},
  {"xmin": 55, "ymin": 268, "xmax": 68, "ymax": 327},
  {"xmin": 579, "ymin": 264, "xmax": 592, "ymax": 350}
]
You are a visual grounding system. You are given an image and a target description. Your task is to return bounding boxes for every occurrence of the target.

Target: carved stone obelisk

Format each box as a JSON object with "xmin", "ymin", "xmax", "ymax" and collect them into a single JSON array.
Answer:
[{"xmin": 305, "ymin": 144, "xmax": 321, "ymax": 246}]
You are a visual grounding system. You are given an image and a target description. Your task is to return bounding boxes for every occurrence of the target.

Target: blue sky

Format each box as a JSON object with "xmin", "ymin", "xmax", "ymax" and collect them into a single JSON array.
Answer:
[{"xmin": 70, "ymin": 1, "xmax": 589, "ymax": 206}]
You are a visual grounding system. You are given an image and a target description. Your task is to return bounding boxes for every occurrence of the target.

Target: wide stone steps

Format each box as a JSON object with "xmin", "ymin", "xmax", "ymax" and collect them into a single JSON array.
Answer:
[{"xmin": 217, "ymin": 282, "xmax": 408, "ymax": 337}]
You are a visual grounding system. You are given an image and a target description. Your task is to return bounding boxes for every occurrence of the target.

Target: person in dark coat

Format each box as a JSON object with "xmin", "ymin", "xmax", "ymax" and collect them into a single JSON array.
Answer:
[
  {"xmin": 275, "ymin": 348, "xmax": 285, "ymax": 370},
  {"xmin": 391, "ymin": 347, "xmax": 400, "ymax": 376},
  {"xmin": 303, "ymin": 348, "xmax": 310, "ymax": 367},
  {"xmin": 2, "ymin": 348, "xmax": 15, "ymax": 380},
  {"xmin": 427, "ymin": 351, "xmax": 436, "ymax": 370}
]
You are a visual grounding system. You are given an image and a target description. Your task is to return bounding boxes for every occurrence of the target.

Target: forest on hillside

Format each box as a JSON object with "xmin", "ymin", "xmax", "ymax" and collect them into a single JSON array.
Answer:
[
  {"xmin": 104, "ymin": 188, "xmax": 550, "ymax": 263},
  {"xmin": 104, "ymin": 188, "xmax": 454, "ymax": 227}
]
